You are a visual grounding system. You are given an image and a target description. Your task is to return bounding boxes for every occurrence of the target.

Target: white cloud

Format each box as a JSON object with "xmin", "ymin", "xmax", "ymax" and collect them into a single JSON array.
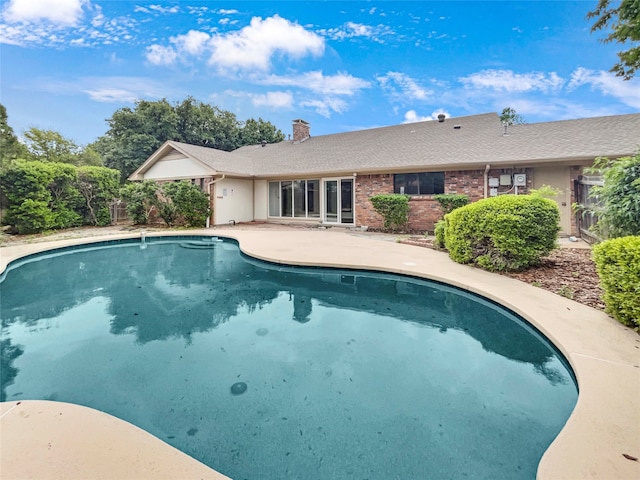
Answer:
[
  {"xmin": 208, "ymin": 15, "xmax": 324, "ymax": 71},
  {"xmin": 215, "ymin": 9, "xmax": 239, "ymax": 15},
  {"xmin": 300, "ymin": 97, "xmax": 348, "ymax": 117},
  {"xmin": 3, "ymin": 0, "xmax": 87, "ymax": 25},
  {"xmin": 27, "ymin": 75, "xmax": 169, "ymax": 103},
  {"xmin": 377, "ymin": 72, "xmax": 433, "ymax": 102},
  {"xmin": 170, "ymin": 30, "xmax": 210, "ymax": 56},
  {"xmin": 263, "ymin": 71, "xmax": 370, "ymax": 96},
  {"xmin": 251, "ymin": 91, "xmax": 294, "ymax": 109},
  {"xmin": 148, "ymin": 5, "xmax": 179, "ymax": 14},
  {"xmin": 1, "ymin": 2, "xmax": 137, "ymax": 47},
  {"xmin": 568, "ymin": 67, "xmax": 640, "ymax": 109},
  {"xmin": 319, "ymin": 21, "xmax": 394, "ymax": 43},
  {"xmin": 460, "ymin": 69, "xmax": 565, "ymax": 93},
  {"xmin": 403, "ymin": 109, "xmax": 450, "ymax": 123},
  {"xmin": 83, "ymin": 87, "xmax": 138, "ymax": 102},
  {"xmin": 145, "ymin": 44, "xmax": 177, "ymax": 65}
]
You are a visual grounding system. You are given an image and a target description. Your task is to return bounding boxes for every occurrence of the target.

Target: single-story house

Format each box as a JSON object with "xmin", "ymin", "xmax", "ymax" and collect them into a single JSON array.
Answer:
[{"xmin": 129, "ymin": 112, "xmax": 640, "ymax": 236}]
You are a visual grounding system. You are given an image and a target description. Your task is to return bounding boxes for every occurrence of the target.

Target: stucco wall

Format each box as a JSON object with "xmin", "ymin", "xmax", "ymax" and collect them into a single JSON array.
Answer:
[
  {"xmin": 213, "ymin": 178, "xmax": 254, "ymax": 225},
  {"xmin": 145, "ymin": 156, "xmax": 211, "ymax": 180},
  {"xmin": 253, "ymin": 180, "xmax": 268, "ymax": 221}
]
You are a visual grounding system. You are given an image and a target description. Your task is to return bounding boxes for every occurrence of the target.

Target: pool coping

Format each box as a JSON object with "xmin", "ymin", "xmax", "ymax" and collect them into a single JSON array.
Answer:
[{"xmin": 1, "ymin": 228, "xmax": 639, "ymax": 480}]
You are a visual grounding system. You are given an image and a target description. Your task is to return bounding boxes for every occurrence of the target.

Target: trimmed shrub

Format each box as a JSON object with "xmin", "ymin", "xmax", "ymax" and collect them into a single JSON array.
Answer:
[
  {"xmin": 370, "ymin": 194, "xmax": 410, "ymax": 231},
  {"xmin": 77, "ymin": 166, "xmax": 120, "ymax": 226},
  {"xmin": 588, "ymin": 154, "xmax": 640, "ymax": 238},
  {"xmin": 433, "ymin": 194, "xmax": 469, "ymax": 214},
  {"xmin": 119, "ymin": 181, "xmax": 158, "ymax": 225},
  {"xmin": 444, "ymin": 194, "xmax": 560, "ymax": 271},
  {"xmin": 592, "ymin": 236, "xmax": 640, "ymax": 328},
  {"xmin": 8, "ymin": 199, "xmax": 53, "ymax": 234},
  {"xmin": 162, "ymin": 181, "xmax": 211, "ymax": 227},
  {"xmin": 1, "ymin": 160, "xmax": 117, "ymax": 232},
  {"xmin": 434, "ymin": 219, "xmax": 446, "ymax": 249}
]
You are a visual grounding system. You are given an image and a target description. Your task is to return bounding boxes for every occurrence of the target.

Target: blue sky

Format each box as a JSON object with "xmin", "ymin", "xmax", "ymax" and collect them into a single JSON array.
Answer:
[{"xmin": 1, "ymin": 0, "xmax": 639, "ymax": 146}]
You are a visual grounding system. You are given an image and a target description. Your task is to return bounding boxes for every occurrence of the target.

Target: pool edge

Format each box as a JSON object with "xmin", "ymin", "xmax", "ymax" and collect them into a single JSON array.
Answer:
[{"xmin": 1, "ymin": 229, "xmax": 639, "ymax": 480}]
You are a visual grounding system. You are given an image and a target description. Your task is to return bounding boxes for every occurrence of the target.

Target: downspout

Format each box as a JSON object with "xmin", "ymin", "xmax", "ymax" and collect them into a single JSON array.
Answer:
[
  {"xmin": 483, "ymin": 164, "xmax": 491, "ymax": 198},
  {"xmin": 206, "ymin": 174, "xmax": 226, "ymax": 228}
]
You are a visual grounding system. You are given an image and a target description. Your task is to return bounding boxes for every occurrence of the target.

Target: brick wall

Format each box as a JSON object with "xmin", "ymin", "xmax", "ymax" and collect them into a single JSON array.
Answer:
[
  {"xmin": 355, "ymin": 168, "xmax": 534, "ymax": 233},
  {"xmin": 355, "ymin": 174, "xmax": 393, "ymax": 229}
]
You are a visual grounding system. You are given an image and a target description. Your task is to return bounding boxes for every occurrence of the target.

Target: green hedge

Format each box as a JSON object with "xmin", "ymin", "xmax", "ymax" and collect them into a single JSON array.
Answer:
[
  {"xmin": 370, "ymin": 193, "xmax": 410, "ymax": 231},
  {"xmin": 443, "ymin": 194, "xmax": 560, "ymax": 271},
  {"xmin": 1, "ymin": 160, "xmax": 119, "ymax": 233},
  {"xmin": 433, "ymin": 219, "xmax": 446, "ymax": 249},
  {"xmin": 433, "ymin": 194, "xmax": 469, "ymax": 214},
  {"xmin": 592, "ymin": 236, "xmax": 640, "ymax": 328}
]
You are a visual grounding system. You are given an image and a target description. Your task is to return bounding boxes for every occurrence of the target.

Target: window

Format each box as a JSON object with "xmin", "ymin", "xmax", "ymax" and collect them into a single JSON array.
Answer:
[
  {"xmin": 268, "ymin": 179, "xmax": 320, "ymax": 218},
  {"xmin": 394, "ymin": 172, "xmax": 444, "ymax": 195}
]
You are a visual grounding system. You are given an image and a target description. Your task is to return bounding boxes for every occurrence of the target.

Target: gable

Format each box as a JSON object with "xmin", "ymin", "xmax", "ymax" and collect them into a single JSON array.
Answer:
[{"xmin": 143, "ymin": 148, "xmax": 214, "ymax": 180}]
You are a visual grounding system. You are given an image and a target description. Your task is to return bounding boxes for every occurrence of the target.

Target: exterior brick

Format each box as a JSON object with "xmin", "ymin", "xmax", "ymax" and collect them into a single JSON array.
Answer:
[{"xmin": 355, "ymin": 168, "xmax": 535, "ymax": 233}]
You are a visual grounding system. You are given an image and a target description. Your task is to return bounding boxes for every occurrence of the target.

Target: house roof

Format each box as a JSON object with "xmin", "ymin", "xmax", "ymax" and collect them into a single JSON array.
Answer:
[
  {"xmin": 129, "ymin": 140, "xmax": 254, "ymax": 180},
  {"xmin": 130, "ymin": 112, "xmax": 640, "ymax": 180}
]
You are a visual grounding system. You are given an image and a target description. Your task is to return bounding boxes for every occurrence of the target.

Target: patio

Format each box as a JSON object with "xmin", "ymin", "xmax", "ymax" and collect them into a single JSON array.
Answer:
[{"xmin": 1, "ymin": 226, "xmax": 638, "ymax": 479}]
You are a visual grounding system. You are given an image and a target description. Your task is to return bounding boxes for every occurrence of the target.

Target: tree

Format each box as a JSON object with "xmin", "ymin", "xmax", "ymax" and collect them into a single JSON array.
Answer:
[
  {"xmin": 175, "ymin": 96, "xmax": 238, "ymax": 149},
  {"xmin": 75, "ymin": 145, "xmax": 104, "ymax": 167},
  {"xmin": 23, "ymin": 127, "xmax": 80, "ymax": 164},
  {"xmin": 589, "ymin": 153, "xmax": 640, "ymax": 237},
  {"xmin": 94, "ymin": 97, "xmax": 286, "ymax": 182},
  {"xmin": 239, "ymin": 117, "xmax": 285, "ymax": 146},
  {"xmin": 77, "ymin": 166, "xmax": 120, "ymax": 226},
  {"xmin": 0, "ymin": 104, "xmax": 27, "ymax": 170},
  {"xmin": 1, "ymin": 160, "xmax": 118, "ymax": 232},
  {"xmin": 119, "ymin": 180, "xmax": 158, "ymax": 224},
  {"xmin": 20, "ymin": 127, "xmax": 101, "ymax": 166},
  {"xmin": 499, "ymin": 107, "xmax": 526, "ymax": 126},
  {"xmin": 162, "ymin": 181, "xmax": 211, "ymax": 227},
  {"xmin": 587, "ymin": 0, "xmax": 640, "ymax": 80}
]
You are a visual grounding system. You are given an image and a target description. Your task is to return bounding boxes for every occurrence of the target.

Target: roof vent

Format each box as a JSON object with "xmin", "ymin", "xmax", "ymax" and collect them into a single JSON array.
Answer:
[
  {"xmin": 437, "ymin": 114, "xmax": 446, "ymax": 123},
  {"xmin": 453, "ymin": 125, "xmax": 461, "ymax": 129},
  {"xmin": 261, "ymin": 140, "xmax": 267, "ymax": 147}
]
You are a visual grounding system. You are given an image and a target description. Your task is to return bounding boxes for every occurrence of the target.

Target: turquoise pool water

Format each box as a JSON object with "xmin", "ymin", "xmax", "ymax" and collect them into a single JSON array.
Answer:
[{"xmin": 0, "ymin": 236, "xmax": 577, "ymax": 480}]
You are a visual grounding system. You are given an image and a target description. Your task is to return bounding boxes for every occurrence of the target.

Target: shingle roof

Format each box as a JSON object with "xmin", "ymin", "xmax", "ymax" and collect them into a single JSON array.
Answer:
[
  {"xmin": 132, "ymin": 112, "xmax": 640, "ymax": 180},
  {"xmin": 233, "ymin": 112, "xmax": 640, "ymax": 177},
  {"xmin": 171, "ymin": 142, "xmax": 254, "ymax": 176}
]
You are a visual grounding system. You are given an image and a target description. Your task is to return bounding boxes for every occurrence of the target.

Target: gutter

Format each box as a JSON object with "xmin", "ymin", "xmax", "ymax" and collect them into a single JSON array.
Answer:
[{"xmin": 483, "ymin": 164, "xmax": 491, "ymax": 198}]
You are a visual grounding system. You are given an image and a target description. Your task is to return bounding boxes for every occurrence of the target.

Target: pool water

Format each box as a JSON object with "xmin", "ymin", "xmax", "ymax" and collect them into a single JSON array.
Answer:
[{"xmin": 0, "ymin": 237, "xmax": 577, "ymax": 480}]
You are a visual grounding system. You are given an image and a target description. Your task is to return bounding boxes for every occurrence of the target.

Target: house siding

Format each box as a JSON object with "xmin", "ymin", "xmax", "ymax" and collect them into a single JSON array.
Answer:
[{"xmin": 355, "ymin": 168, "xmax": 535, "ymax": 233}]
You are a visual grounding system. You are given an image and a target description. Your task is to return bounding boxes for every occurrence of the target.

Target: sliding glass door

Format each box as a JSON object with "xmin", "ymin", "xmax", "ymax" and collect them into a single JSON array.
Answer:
[{"xmin": 324, "ymin": 178, "xmax": 354, "ymax": 225}]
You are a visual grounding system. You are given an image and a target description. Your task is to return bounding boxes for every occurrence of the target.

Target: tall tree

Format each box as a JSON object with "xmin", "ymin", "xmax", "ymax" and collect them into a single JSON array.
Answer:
[
  {"xmin": 23, "ymin": 127, "xmax": 80, "ymax": 164},
  {"xmin": 499, "ymin": 107, "xmax": 526, "ymax": 126},
  {"xmin": 0, "ymin": 104, "xmax": 27, "ymax": 170},
  {"xmin": 174, "ymin": 96, "xmax": 239, "ymax": 149},
  {"xmin": 95, "ymin": 97, "xmax": 285, "ymax": 181},
  {"xmin": 589, "ymin": 153, "xmax": 640, "ymax": 237},
  {"xmin": 94, "ymin": 99, "xmax": 177, "ymax": 182},
  {"xmin": 587, "ymin": 0, "xmax": 640, "ymax": 80},
  {"xmin": 239, "ymin": 117, "xmax": 286, "ymax": 146}
]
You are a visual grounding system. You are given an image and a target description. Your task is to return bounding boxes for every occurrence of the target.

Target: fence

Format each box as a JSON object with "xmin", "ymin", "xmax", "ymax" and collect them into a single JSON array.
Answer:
[
  {"xmin": 574, "ymin": 176, "xmax": 603, "ymax": 243},
  {"xmin": 110, "ymin": 200, "xmax": 129, "ymax": 224}
]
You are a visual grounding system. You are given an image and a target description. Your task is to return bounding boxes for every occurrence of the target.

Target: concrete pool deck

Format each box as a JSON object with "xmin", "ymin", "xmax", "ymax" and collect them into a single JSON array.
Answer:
[{"xmin": 0, "ymin": 227, "xmax": 638, "ymax": 480}]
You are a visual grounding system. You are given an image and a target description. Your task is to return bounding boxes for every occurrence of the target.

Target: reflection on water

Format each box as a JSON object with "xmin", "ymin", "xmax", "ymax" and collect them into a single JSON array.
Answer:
[{"xmin": 0, "ymin": 237, "xmax": 577, "ymax": 480}]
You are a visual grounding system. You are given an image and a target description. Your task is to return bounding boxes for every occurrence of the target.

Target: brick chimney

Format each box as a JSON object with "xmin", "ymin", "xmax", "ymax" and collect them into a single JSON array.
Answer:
[{"xmin": 292, "ymin": 119, "xmax": 310, "ymax": 143}]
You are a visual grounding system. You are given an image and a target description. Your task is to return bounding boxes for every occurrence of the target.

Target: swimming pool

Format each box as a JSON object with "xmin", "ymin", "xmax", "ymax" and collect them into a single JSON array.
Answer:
[{"xmin": 0, "ymin": 236, "xmax": 577, "ymax": 479}]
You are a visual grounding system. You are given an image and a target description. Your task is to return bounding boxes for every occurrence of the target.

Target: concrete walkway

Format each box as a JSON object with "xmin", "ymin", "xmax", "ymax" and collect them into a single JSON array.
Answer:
[{"xmin": 1, "ymin": 227, "xmax": 638, "ymax": 480}]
